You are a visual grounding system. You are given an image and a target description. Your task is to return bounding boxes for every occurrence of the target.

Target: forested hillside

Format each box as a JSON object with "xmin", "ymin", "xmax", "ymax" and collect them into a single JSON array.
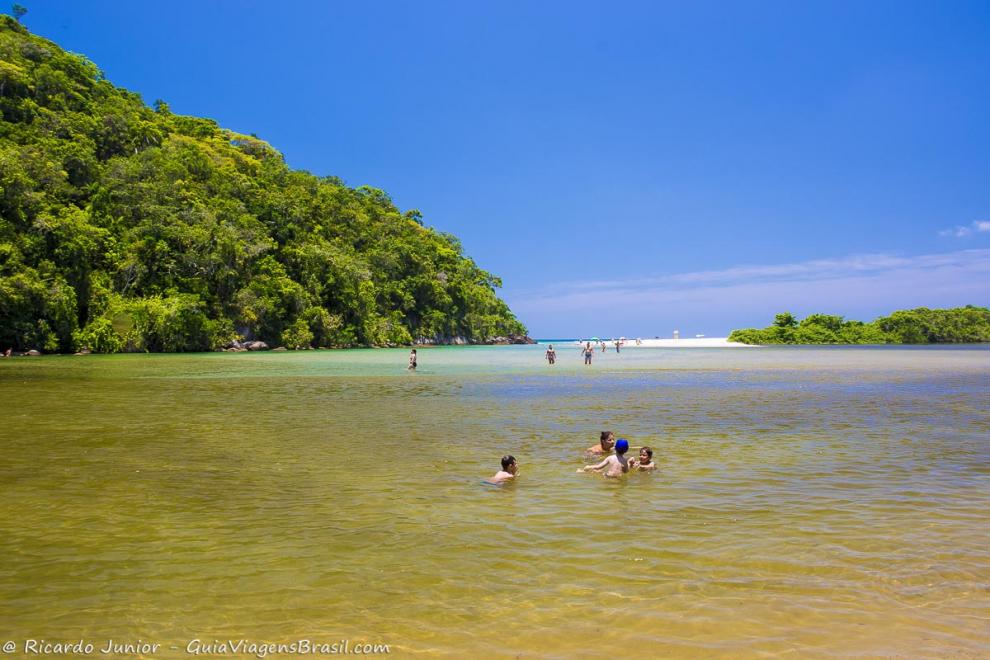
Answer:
[
  {"xmin": 0, "ymin": 16, "xmax": 526, "ymax": 352},
  {"xmin": 729, "ymin": 306, "xmax": 990, "ymax": 345}
]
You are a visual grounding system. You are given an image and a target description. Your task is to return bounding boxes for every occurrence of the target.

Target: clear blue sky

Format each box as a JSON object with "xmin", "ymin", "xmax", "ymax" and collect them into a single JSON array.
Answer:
[{"xmin": 20, "ymin": 0, "xmax": 990, "ymax": 337}]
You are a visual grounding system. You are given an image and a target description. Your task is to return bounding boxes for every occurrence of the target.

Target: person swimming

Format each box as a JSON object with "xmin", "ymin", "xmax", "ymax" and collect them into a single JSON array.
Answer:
[
  {"xmin": 486, "ymin": 455, "xmax": 518, "ymax": 484},
  {"xmin": 630, "ymin": 446, "xmax": 657, "ymax": 471},
  {"xmin": 586, "ymin": 431, "xmax": 615, "ymax": 456}
]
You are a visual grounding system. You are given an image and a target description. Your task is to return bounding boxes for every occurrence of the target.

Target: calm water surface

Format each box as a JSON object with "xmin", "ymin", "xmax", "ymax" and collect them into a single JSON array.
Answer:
[{"xmin": 1, "ymin": 346, "xmax": 988, "ymax": 658}]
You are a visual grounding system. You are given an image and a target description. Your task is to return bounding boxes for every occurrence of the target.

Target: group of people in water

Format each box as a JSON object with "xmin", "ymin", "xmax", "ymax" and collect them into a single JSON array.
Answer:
[
  {"xmin": 408, "ymin": 340, "xmax": 636, "ymax": 371},
  {"xmin": 486, "ymin": 431, "xmax": 656, "ymax": 484},
  {"xmin": 545, "ymin": 339, "xmax": 636, "ymax": 366},
  {"xmin": 407, "ymin": 347, "xmax": 657, "ymax": 484}
]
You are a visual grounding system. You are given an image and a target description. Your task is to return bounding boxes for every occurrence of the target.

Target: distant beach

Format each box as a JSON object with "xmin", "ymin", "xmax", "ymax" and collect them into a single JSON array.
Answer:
[{"xmin": 539, "ymin": 337, "xmax": 755, "ymax": 348}]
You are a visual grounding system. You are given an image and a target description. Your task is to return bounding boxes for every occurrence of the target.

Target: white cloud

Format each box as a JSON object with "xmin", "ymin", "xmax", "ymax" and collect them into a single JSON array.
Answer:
[
  {"xmin": 506, "ymin": 249, "xmax": 990, "ymax": 336},
  {"xmin": 939, "ymin": 220, "xmax": 990, "ymax": 237}
]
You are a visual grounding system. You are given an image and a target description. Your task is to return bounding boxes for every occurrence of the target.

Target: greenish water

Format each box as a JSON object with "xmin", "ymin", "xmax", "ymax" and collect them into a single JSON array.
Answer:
[{"xmin": 1, "ymin": 346, "xmax": 988, "ymax": 658}]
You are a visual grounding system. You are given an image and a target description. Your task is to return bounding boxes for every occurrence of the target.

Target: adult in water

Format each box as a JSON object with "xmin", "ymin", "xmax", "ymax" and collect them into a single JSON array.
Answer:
[
  {"xmin": 408, "ymin": 348, "xmax": 417, "ymax": 370},
  {"xmin": 586, "ymin": 431, "xmax": 615, "ymax": 456},
  {"xmin": 545, "ymin": 344, "xmax": 557, "ymax": 365},
  {"xmin": 582, "ymin": 342, "xmax": 594, "ymax": 365}
]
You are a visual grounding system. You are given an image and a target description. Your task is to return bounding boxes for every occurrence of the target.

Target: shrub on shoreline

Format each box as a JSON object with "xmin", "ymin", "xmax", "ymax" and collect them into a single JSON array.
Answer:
[{"xmin": 728, "ymin": 306, "xmax": 990, "ymax": 345}]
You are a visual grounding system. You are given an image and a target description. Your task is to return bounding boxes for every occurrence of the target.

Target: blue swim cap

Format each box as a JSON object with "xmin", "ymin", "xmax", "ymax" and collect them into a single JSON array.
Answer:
[{"xmin": 615, "ymin": 439, "xmax": 629, "ymax": 452}]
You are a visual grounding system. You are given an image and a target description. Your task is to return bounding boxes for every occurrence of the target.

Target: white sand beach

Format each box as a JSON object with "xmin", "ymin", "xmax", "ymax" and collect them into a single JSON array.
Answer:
[{"xmin": 566, "ymin": 337, "xmax": 755, "ymax": 348}]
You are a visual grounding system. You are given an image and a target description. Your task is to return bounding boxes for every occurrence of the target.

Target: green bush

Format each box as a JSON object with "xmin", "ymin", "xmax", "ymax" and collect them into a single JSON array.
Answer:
[
  {"xmin": 72, "ymin": 316, "xmax": 123, "ymax": 353},
  {"xmin": 281, "ymin": 317, "xmax": 313, "ymax": 349},
  {"xmin": 731, "ymin": 308, "xmax": 989, "ymax": 345}
]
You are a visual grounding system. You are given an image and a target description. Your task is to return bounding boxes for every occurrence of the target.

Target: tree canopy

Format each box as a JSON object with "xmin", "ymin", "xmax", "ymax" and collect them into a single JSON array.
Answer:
[
  {"xmin": 0, "ymin": 16, "xmax": 526, "ymax": 352},
  {"xmin": 728, "ymin": 306, "xmax": 990, "ymax": 345}
]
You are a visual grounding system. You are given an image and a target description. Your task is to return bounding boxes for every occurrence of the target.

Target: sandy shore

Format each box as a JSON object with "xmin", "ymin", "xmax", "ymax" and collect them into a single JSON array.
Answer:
[{"xmin": 560, "ymin": 337, "xmax": 756, "ymax": 348}]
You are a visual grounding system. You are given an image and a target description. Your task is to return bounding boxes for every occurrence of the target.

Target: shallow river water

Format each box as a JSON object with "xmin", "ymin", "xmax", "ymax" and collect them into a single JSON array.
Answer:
[{"xmin": 1, "ymin": 345, "xmax": 988, "ymax": 658}]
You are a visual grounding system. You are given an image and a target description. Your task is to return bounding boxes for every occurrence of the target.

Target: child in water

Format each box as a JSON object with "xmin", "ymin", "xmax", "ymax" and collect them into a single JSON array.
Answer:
[
  {"xmin": 487, "ymin": 455, "xmax": 518, "ymax": 484},
  {"xmin": 586, "ymin": 431, "xmax": 615, "ymax": 456},
  {"xmin": 579, "ymin": 438, "xmax": 631, "ymax": 478},
  {"xmin": 630, "ymin": 446, "xmax": 657, "ymax": 471}
]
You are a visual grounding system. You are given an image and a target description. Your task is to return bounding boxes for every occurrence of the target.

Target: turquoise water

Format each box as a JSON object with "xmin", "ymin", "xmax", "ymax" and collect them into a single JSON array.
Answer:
[{"xmin": 1, "ymin": 345, "xmax": 988, "ymax": 658}]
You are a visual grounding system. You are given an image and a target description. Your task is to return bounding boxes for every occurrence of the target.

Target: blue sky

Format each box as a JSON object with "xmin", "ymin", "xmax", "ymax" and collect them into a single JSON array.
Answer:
[{"xmin": 20, "ymin": 1, "xmax": 990, "ymax": 337}]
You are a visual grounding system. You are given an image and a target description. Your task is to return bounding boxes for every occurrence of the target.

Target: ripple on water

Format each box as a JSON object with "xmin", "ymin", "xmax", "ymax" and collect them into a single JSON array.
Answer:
[{"xmin": 0, "ymin": 346, "xmax": 988, "ymax": 657}]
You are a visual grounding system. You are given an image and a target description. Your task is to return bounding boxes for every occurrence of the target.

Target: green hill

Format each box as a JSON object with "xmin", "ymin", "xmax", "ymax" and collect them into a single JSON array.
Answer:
[
  {"xmin": 0, "ymin": 16, "xmax": 526, "ymax": 352},
  {"xmin": 729, "ymin": 306, "xmax": 990, "ymax": 345}
]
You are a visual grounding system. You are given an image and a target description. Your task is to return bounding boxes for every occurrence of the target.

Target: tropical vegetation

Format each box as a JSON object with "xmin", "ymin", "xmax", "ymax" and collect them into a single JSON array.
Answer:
[
  {"xmin": 0, "ymin": 15, "xmax": 526, "ymax": 353},
  {"xmin": 729, "ymin": 306, "xmax": 990, "ymax": 345}
]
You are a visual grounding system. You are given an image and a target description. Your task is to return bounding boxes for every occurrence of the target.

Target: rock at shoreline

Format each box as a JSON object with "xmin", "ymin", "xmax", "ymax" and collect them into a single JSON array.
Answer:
[
  {"xmin": 485, "ymin": 334, "xmax": 537, "ymax": 345},
  {"xmin": 223, "ymin": 339, "xmax": 270, "ymax": 351},
  {"xmin": 414, "ymin": 335, "xmax": 469, "ymax": 345}
]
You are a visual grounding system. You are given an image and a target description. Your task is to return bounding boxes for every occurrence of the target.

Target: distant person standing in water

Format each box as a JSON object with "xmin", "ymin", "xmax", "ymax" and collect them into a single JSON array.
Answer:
[
  {"xmin": 408, "ymin": 349, "xmax": 417, "ymax": 370},
  {"xmin": 545, "ymin": 344, "xmax": 557, "ymax": 365},
  {"xmin": 582, "ymin": 342, "xmax": 594, "ymax": 365}
]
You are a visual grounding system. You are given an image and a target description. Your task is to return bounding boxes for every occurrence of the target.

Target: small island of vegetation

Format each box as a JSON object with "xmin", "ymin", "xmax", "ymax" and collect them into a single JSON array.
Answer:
[
  {"xmin": 728, "ymin": 306, "xmax": 990, "ymax": 345},
  {"xmin": 0, "ymin": 15, "xmax": 526, "ymax": 354}
]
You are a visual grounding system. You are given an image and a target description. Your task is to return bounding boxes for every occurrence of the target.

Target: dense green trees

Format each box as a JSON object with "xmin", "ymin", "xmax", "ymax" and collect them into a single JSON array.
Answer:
[
  {"xmin": 729, "ymin": 306, "xmax": 990, "ymax": 345},
  {"xmin": 0, "ymin": 17, "xmax": 526, "ymax": 352}
]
